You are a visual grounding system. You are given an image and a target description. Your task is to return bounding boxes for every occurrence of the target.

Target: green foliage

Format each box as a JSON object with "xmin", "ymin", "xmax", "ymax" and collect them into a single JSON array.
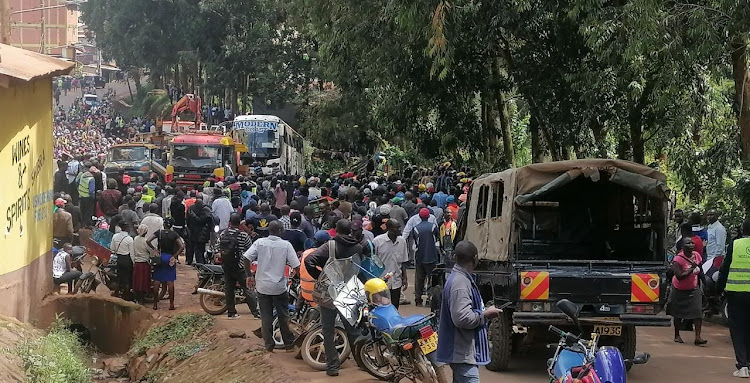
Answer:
[
  {"xmin": 129, "ymin": 314, "xmax": 213, "ymax": 356},
  {"xmin": 15, "ymin": 316, "xmax": 90, "ymax": 383},
  {"xmin": 145, "ymin": 367, "xmax": 167, "ymax": 383},
  {"xmin": 168, "ymin": 340, "xmax": 207, "ymax": 361}
]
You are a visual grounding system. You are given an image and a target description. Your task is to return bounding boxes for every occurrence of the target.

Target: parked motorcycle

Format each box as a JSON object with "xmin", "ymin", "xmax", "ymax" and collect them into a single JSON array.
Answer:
[
  {"xmin": 75, "ymin": 252, "xmax": 117, "ymax": 294},
  {"xmin": 353, "ymin": 277, "xmax": 444, "ymax": 383},
  {"xmin": 548, "ymin": 299, "xmax": 650, "ymax": 383},
  {"xmin": 74, "ymin": 248, "xmax": 166, "ymax": 302}
]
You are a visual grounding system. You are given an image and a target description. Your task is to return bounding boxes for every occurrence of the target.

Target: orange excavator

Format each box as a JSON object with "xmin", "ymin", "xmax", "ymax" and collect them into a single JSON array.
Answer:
[{"xmin": 171, "ymin": 93, "xmax": 202, "ymax": 130}]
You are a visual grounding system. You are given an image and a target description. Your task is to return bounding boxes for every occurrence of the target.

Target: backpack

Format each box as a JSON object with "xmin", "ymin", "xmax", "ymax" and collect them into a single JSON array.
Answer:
[
  {"xmin": 312, "ymin": 240, "xmax": 337, "ymax": 309},
  {"xmin": 219, "ymin": 230, "xmax": 240, "ymax": 267}
]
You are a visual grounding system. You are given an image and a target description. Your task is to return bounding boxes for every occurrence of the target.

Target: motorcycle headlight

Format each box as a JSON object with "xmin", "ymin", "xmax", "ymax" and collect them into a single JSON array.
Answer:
[
  {"xmin": 214, "ymin": 225, "xmax": 220, "ymax": 233},
  {"xmin": 91, "ymin": 257, "xmax": 100, "ymax": 266}
]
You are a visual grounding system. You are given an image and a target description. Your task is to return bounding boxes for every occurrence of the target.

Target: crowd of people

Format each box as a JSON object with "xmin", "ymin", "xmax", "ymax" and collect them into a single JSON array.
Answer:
[
  {"xmin": 47, "ymin": 86, "xmax": 750, "ymax": 381},
  {"xmin": 52, "ymin": 92, "xmax": 135, "ymax": 160},
  {"xmin": 668, "ymin": 209, "xmax": 750, "ymax": 378}
]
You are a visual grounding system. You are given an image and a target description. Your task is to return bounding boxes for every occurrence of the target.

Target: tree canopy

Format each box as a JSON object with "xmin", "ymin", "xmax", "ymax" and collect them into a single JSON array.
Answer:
[{"xmin": 81, "ymin": 0, "xmax": 750, "ymax": 222}]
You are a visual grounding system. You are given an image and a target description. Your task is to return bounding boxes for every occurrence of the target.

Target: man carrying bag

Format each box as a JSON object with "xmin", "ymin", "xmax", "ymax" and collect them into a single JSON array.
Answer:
[{"xmin": 304, "ymin": 219, "xmax": 364, "ymax": 376}]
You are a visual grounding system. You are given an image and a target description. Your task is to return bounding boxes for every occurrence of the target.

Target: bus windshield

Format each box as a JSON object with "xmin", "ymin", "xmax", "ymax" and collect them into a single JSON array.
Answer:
[
  {"xmin": 109, "ymin": 147, "xmax": 148, "ymax": 162},
  {"xmin": 247, "ymin": 129, "xmax": 279, "ymax": 158},
  {"xmin": 171, "ymin": 145, "xmax": 221, "ymax": 169}
]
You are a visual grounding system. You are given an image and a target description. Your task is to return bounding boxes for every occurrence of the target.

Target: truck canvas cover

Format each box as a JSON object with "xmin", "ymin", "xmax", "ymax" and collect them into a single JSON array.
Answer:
[{"xmin": 467, "ymin": 159, "xmax": 669, "ymax": 262}]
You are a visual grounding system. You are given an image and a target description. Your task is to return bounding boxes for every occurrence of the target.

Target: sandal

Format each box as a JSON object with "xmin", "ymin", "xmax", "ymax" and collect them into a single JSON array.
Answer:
[
  {"xmin": 674, "ymin": 337, "xmax": 684, "ymax": 343},
  {"xmin": 694, "ymin": 339, "xmax": 708, "ymax": 346}
]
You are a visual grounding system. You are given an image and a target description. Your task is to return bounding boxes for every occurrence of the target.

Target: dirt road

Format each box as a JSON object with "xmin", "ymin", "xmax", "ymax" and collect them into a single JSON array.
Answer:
[{"xmin": 150, "ymin": 261, "xmax": 738, "ymax": 383}]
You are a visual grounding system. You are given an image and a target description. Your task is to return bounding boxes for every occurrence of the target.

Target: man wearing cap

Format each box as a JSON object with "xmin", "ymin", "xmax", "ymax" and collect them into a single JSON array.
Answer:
[
  {"xmin": 409, "ymin": 208, "xmax": 441, "ymax": 307},
  {"xmin": 53, "ymin": 199, "xmax": 74, "ymax": 244}
]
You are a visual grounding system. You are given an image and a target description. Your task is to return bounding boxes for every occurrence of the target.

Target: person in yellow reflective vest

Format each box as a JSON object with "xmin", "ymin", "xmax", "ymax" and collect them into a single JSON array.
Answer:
[{"xmin": 717, "ymin": 219, "xmax": 750, "ymax": 378}]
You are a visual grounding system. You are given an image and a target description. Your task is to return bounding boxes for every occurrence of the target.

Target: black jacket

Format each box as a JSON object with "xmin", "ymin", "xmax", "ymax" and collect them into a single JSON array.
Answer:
[
  {"xmin": 305, "ymin": 234, "xmax": 363, "ymax": 279},
  {"xmin": 187, "ymin": 205, "xmax": 213, "ymax": 243}
]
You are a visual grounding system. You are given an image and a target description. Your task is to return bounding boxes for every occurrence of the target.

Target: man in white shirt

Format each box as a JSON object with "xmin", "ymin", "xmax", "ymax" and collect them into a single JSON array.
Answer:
[
  {"xmin": 373, "ymin": 219, "xmax": 409, "ymax": 309},
  {"xmin": 705, "ymin": 209, "xmax": 727, "ymax": 281},
  {"xmin": 243, "ymin": 221, "xmax": 300, "ymax": 352},
  {"xmin": 141, "ymin": 203, "xmax": 165, "ymax": 239},
  {"xmin": 212, "ymin": 187, "xmax": 234, "ymax": 230}
]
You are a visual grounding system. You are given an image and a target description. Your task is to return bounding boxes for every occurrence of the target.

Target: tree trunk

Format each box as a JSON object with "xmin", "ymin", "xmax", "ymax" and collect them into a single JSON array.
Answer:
[
  {"xmin": 627, "ymin": 80, "xmax": 655, "ymax": 164},
  {"xmin": 629, "ymin": 121, "xmax": 645, "ymax": 164},
  {"xmin": 131, "ymin": 70, "xmax": 142, "ymax": 93},
  {"xmin": 540, "ymin": 125, "xmax": 562, "ymax": 161},
  {"xmin": 492, "ymin": 59, "xmax": 516, "ymax": 167},
  {"xmin": 530, "ymin": 114, "xmax": 544, "ymax": 163},
  {"xmin": 591, "ymin": 120, "xmax": 608, "ymax": 158},
  {"xmin": 731, "ymin": 39, "xmax": 750, "ymax": 163}
]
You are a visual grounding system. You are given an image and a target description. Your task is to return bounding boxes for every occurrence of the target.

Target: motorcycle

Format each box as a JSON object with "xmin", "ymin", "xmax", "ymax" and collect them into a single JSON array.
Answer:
[
  {"xmin": 74, "ymin": 247, "xmax": 166, "ymax": 302},
  {"xmin": 353, "ymin": 278, "xmax": 444, "ymax": 383},
  {"xmin": 75, "ymin": 252, "xmax": 117, "ymax": 294},
  {"xmin": 548, "ymin": 299, "xmax": 650, "ymax": 383},
  {"xmin": 298, "ymin": 256, "xmax": 361, "ymax": 371}
]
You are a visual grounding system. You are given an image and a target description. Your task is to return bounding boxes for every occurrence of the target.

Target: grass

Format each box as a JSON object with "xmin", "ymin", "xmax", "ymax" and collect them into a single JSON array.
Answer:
[
  {"xmin": 167, "ymin": 340, "xmax": 207, "ymax": 361},
  {"xmin": 145, "ymin": 366, "xmax": 167, "ymax": 383},
  {"xmin": 15, "ymin": 316, "xmax": 91, "ymax": 383},
  {"xmin": 129, "ymin": 313, "xmax": 213, "ymax": 356}
]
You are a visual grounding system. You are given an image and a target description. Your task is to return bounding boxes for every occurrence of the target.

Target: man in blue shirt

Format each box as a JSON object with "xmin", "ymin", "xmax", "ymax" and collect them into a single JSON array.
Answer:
[
  {"xmin": 409, "ymin": 208, "xmax": 440, "ymax": 307},
  {"xmin": 436, "ymin": 241, "xmax": 502, "ymax": 383}
]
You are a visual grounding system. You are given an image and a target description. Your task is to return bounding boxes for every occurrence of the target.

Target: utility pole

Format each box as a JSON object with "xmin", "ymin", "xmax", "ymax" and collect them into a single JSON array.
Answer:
[{"xmin": 0, "ymin": 0, "xmax": 10, "ymax": 45}]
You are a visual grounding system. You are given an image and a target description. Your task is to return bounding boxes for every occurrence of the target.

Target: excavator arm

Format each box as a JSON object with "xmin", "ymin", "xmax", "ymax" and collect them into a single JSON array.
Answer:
[{"xmin": 171, "ymin": 94, "xmax": 202, "ymax": 130}]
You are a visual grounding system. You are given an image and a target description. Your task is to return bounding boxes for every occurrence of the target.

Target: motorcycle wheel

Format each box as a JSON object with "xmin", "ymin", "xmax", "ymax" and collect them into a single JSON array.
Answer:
[
  {"xmin": 301, "ymin": 326, "xmax": 351, "ymax": 371},
  {"xmin": 414, "ymin": 351, "xmax": 440, "ymax": 383},
  {"xmin": 354, "ymin": 339, "xmax": 397, "ymax": 381},
  {"xmin": 199, "ymin": 282, "xmax": 228, "ymax": 315},
  {"xmin": 74, "ymin": 278, "xmax": 90, "ymax": 294},
  {"xmin": 721, "ymin": 299, "xmax": 729, "ymax": 324}
]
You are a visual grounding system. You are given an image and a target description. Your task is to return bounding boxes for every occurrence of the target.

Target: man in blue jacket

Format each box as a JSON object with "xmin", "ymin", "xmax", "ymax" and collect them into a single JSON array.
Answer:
[{"xmin": 436, "ymin": 241, "xmax": 502, "ymax": 383}]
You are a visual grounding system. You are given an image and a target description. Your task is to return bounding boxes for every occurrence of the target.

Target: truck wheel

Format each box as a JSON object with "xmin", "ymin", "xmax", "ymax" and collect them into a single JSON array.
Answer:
[
  {"xmin": 619, "ymin": 326, "xmax": 637, "ymax": 371},
  {"xmin": 485, "ymin": 312, "xmax": 512, "ymax": 372}
]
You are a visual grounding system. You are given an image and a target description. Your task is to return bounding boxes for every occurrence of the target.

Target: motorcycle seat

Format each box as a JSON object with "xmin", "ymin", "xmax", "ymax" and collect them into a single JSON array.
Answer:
[
  {"xmin": 71, "ymin": 246, "xmax": 85, "ymax": 257},
  {"xmin": 202, "ymin": 264, "xmax": 224, "ymax": 274},
  {"xmin": 371, "ymin": 305, "xmax": 431, "ymax": 340}
]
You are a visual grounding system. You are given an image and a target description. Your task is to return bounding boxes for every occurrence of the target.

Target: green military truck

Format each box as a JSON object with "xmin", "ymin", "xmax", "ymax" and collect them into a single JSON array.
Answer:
[{"xmin": 453, "ymin": 159, "xmax": 672, "ymax": 371}]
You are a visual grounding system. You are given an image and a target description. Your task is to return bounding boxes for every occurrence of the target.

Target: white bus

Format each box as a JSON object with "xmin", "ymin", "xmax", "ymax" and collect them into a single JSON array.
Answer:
[{"xmin": 231, "ymin": 115, "xmax": 305, "ymax": 175}]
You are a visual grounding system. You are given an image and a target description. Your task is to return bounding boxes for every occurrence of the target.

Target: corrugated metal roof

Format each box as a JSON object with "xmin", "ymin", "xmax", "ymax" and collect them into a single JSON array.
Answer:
[{"xmin": 0, "ymin": 43, "xmax": 75, "ymax": 82}]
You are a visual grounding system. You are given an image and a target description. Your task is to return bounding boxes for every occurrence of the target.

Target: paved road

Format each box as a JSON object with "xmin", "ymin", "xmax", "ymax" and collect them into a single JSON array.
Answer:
[{"xmin": 56, "ymin": 79, "xmax": 136, "ymax": 109}]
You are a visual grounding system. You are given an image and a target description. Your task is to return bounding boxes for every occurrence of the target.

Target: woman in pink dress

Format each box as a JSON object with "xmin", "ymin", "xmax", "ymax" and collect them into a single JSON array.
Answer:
[{"xmin": 667, "ymin": 236, "xmax": 708, "ymax": 345}]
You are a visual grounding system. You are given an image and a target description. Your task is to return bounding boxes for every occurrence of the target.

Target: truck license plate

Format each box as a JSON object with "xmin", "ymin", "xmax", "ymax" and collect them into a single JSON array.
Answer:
[
  {"xmin": 593, "ymin": 325, "xmax": 622, "ymax": 336},
  {"xmin": 418, "ymin": 332, "xmax": 438, "ymax": 354}
]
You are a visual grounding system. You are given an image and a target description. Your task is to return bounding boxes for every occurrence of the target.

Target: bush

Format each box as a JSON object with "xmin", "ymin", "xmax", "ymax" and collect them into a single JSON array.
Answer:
[
  {"xmin": 129, "ymin": 314, "xmax": 213, "ymax": 356},
  {"xmin": 16, "ymin": 317, "xmax": 90, "ymax": 383}
]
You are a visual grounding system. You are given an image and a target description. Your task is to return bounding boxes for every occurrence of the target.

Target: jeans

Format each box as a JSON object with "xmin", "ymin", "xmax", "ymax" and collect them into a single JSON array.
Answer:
[
  {"xmin": 450, "ymin": 363, "xmax": 479, "ymax": 383},
  {"xmin": 223, "ymin": 268, "xmax": 259, "ymax": 316},
  {"xmin": 187, "ymin": 241, "xmax": 206, "ymax": 264},
  {"xmin": 415, "ymin": 262, "xmax": 436, "ymax": 304},
  {"xmin": 390, "ymin": 288, "xmax": 402, "ymax": 310},
  {"xmin": 320, "ymin": 306, "xmax": 341, "ymax": 372},
  {"xmin": 258, "ymin": 292, "xmax": 294, "ymax": 350},
  {"xmin": 728, "ymin": 292, "xmax": 750, "ymax": 369},
  {"xmin": 80, "ymin": 197, "xmax": 95, "ymax": 226},
  {"xmin": 54, "ymin": 270, "xmax": 82, "ymax": 292}
]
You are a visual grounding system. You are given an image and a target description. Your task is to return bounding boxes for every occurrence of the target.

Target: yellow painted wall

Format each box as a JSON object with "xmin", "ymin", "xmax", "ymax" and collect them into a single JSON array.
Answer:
[{"xmin": 0, "ymin": 79, "xmax": 54, "ymax": 276}]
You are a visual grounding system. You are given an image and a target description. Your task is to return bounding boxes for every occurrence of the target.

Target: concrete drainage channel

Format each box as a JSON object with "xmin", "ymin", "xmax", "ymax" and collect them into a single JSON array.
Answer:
[{"xmin": 35, "ymin": 294, "xmax": 153, "ymax": 380}]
